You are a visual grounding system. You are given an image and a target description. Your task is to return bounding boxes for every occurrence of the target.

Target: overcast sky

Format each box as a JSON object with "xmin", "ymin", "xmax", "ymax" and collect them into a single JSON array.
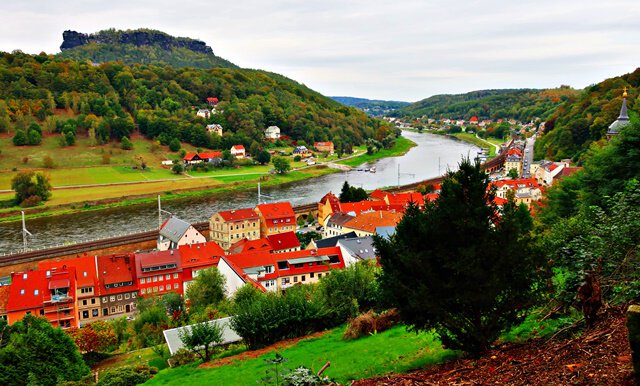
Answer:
[{"xmin": 1, "ymin": 0, "xmax": 639, "ymax": 101}]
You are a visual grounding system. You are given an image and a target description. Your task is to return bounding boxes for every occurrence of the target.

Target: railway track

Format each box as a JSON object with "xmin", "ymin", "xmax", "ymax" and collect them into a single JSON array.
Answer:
[{"xmin": 1, "ymin": 144, "xmax": 512, "ymax": 267}]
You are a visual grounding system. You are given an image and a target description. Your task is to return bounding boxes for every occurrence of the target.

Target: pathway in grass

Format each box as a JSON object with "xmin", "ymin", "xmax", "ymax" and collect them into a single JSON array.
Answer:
[{"xmin": 145, "ymin": 325, "xmax": 457, "ymax": 386}]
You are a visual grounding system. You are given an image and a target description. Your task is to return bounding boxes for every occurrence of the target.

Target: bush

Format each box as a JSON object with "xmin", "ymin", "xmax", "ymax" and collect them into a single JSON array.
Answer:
[
  {"xmin": 343, "ymin": 309, "xmax": 399, "ymax": 340},
  {"xmin": 27, "ymin": 129, "xmax": 42, "ymax": 145},
  {"xmin": 42, "ymin": 155, "xmax": 55, "ymax": 169},
  {"xmin": 282, "ymin": 366, "xmax": 332, "ymax": 386},
  {"xmin": 121, "ymin": 136, "xmax": 133, "ymax": 150},
  {"xmin": 97, "ymin": 364, "xmax": 157, "ymax": 386},
  {"xmin": 22, "ymin": 156, "xmax": 29, "ymax": 164},
  {"xmin": 13, "ymin": 130, "xmax": 27, "ymax": 146},
  {"xmin": 168, "ymin": 348, "xmax": 197, "ymax": 367},
  {"xmin": 169, "ymin": 138, "xmax": 181, "ymax": 152},
  {"xmin": 20, "ymin": 195, "xmax": 42, "ymax": 207},
  {"xmin": 294, "ymin": 155, "xmax": 302, "ymax": 162},
  {"xmin": 65, "ymin": 131, "xmax": 76, "ymax": 146}
]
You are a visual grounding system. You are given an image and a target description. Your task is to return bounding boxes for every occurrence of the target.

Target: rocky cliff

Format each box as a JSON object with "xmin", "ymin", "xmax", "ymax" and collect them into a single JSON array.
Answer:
[{"xmin": 60, "ymin": 29, "xmax": 213, "ymax": 55}]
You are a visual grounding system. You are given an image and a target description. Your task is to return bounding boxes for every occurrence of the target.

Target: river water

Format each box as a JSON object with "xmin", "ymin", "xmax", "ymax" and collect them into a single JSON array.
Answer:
[{"xmin": 0, "ymin": 131, "xmax": 479, "ymax": 254}]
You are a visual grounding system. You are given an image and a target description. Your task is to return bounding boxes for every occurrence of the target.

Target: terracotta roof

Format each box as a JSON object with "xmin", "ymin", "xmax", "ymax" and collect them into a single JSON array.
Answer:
[
  {"xmin": 369, "ymin": 190, "xmax": 387, "ymax": 201},
  {"xmin": 319, "ymin": 192, "xmax": 341, "ymax": 213},
  {"xmin": 267, "ymin": 232, "xmax": 301, "ymax": 251},
  {"xmin": 39, "ymin": 255, "xmax": 98, "ymax": 289},
  {"xmin": 385, "ymin": 192, "xmax": 425, "ymax": 207},
  {"xmin": 228, "ymin": 238, "xmax": 273, "ymax": 255},
  {"xmin": 97, "ymin": 254, "xmax": 135, "ymax": 294},
  {"xmin": 135, "ymin": 250, "xmax": 182, "ymax": 277},
  {"xmin": 491, "ymin": 178, "xmax": 540, "ymax": 189},
  {"xmin": 314, "ymin": 141, "xmax": 333, "ymax": 147},
  {"xmin": 217, "ymin": 208, "xmax": 259, "ymax": 222},
  {"xmin": 494, "ymin": 197, "xmax": 508, "ymax": 206},
  {"xmin": 7, "ymin": 268, "xmax": 76, "ymax": 312},
  {"xmin": 179, "ymin": 241, "xmax": 224, "ymax": 269},
  {"xmin": 344, "ymin": 211, "xmax": 404, "ymax": 234},
  {"xmin": 231, "ymin": 145, "xmax": 245, "ymax": 151},
  {"xmin": 339, "ymin": 200, "xmax": 386, "ymax": 215},
  {"xmin": 256, "ymin": 202, "xmax": 295, "ymax": 219},
  {"xmin": 198, "ymin": 151, "xmax": 222, "ymax": 159},
  {"xmin": 183, "ymin": 152, "xmax": 197, "ymax": 161}
]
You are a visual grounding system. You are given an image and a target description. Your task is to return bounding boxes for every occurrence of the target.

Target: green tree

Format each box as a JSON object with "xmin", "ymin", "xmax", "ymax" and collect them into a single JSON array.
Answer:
[
  {"xmin": 375, "ymin": 158, "xmax": 541, "ymax": 355},
  {"xmin": 185, "ymin": 267, "xmax": 226, "ymax": 312},
  {"xmin": 256, "ymin": 149, "xmax": 271, "ymax": 165},
  {"xmin": 121, "ymin": 136, "xmax": 133, "ymax": 150},
  {"xmin": 27, "ymin": 129, "xmax": 42, "ymax": 145},
  {"xmin": 178, "ymin": 319, "xmax": 224, "ymax": 362},
  {"xmin": 169, "ymin": 138, "xmax": 181, "ymax": 152},
  {"xmin": 65, "ymin": 130, "xmax": 76, "ymax": 146},
  {"xmin": 0, "ymin": 315, "xmax": 89, "ymax": 386},
  {"xmin": 171, "ymin": 162, "xmax": 184, "ymax": 174},
  {"xmin": 339, "ymin": 181, "xmax": 368, "ymax": 203},
  {"xmin": 11, "ymin": 171, "xmax": 52, "ymax": 206},
  {"xmin": 507, "ymin": 168, "xmax": 519, "ymax": 179},
  {"xmin": 272, "ymin": 157, "xmax": 291, "ymax": 174},
  {"xmin": 12, "ymin": 130, "xmax": 27, "ymax": 146}
]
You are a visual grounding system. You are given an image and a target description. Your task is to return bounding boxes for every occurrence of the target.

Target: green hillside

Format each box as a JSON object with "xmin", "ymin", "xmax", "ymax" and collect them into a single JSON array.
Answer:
[
  {"xmin": 57, "ymin": 28, "xmax": 237, "ymax": 69},
  {"xmin": 393, "ymin": 88, "xmax": 577, "ymax": 122},
  {"xmin": 331, "ymin": 96, "xmax": 410, "ymax": 116},
  {"xmin": 0, "ymin": 51, "xmax": 388, "ymax": 151},
  {"xmin": 535, "ymin": 68, "xmax": 640, "ymax": 161}
]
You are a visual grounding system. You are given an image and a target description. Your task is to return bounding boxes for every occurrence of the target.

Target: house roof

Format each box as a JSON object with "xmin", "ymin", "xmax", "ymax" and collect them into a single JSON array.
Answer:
[
  {"xmin": 369, "ymin": 189, "xmax": 387, "ymax": 201},
  {"xmin": 39, "ymin": 255, "xmax": 98, "ymax": 289},
  {"xmin": 385, "ymin": 192, "xmax": 425, "ymax": 207},
  {"xmin": 199, "ymin": 151, "xmax": 222, "ymax": 159},
  {"xmin": 206, "ymin": 124, "xmax": 223, "ymax": 129},
  {"xmin": 7, "ymin": 268, "xmax": 76, "ymax": 312},
  {"xmin": 206, "ymin": 97, "xmax": 219, "ymax": 103},
  {"xmin": 160, "ymin": 217, "xmax": 192, "ymax": 243},
  {"xmin": 326, "ymin": 212, "xmax": 355, "ymax": 227},
  {"xmin": 312, "ymin": 231, "xmax": 358, "ymax": 248},
  {"xmin": 319, "ymin": 192, "xmax": 341, "ymax": 213},
  {"xmin": 97, "ymin": 254, "xmax": 135, "ymax": 294},
  {"xmin": 314, "ymin": 142, "xmax": 333, "ymax": 147},
  {"xmin": 265, "ymin": 126, "xmax": 280, "ymax": 132},
  {"xmin": 344, "ymin": 211, "xmax": 404, "ymax": 234},
  {"xmin": 339, "ymin": 200, "xmax": 404, "ymax": 216},
  {"xmin": 256, "ymin": 202, "xmax": 295, "ymax": 219},
  {"xmin": 217, "ymin": 208, "xmax": 259, "ymax": 222},
  {"xmin": 231, "ymin": 145, "xmax": 245, "ymax": 151},
  {"xmin": 179, "ymin": 241, "xmax": 224, "ymax": 269},
  {"xmin": 228, "ymin": 238, "xmax": 273, "ymax": 255},
  {"xmin": 266, "ymin": 231, "xmax": 301, "ymax": 251},
  {"xmin": 135, "ymin": 250, "xmax": 182, "ymax": 277},
  {"xmin": 338, "ymin": 236, "xmax": 377, "ymax": 261}
]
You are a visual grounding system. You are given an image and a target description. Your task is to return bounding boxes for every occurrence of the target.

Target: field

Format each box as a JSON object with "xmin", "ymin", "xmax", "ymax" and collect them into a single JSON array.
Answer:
[{"xmin": 144, "ymin": 325, "xmax": 457, "ymax": 386}]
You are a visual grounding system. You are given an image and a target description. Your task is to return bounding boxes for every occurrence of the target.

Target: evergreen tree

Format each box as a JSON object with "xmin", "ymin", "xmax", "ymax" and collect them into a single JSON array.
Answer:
[{"xmin": 375, "ymin": 158, "xmax": 541, "ymax": 355}]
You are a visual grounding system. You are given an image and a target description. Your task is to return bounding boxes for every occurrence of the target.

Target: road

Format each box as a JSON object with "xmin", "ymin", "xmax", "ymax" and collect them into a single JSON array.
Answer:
[{"xmin": 522, "ymin": 135, "xmax": 536, "ymax": 177}]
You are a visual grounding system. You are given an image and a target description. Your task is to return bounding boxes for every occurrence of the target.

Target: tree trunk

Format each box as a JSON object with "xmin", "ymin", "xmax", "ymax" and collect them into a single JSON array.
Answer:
[{"xmin": 627, "ymin": 305, "xmax": 640, "ymax": 386}]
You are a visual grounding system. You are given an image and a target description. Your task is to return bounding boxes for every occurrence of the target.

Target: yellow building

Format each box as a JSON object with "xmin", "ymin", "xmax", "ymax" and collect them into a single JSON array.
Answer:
[{"xmin": 209, "ymin": 208, "xmax": 260, "ymax": 251}]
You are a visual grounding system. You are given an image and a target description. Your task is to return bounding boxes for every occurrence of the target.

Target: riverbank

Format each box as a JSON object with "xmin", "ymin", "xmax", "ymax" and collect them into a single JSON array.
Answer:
[{"xmin": 0, "ymin": 136, "xmax": 416, "ymax": 223}]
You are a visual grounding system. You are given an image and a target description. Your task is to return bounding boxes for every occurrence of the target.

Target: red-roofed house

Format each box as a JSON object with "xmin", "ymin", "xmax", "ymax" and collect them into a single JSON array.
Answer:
[
  {"xmin": 266, "ymin": 231, "xmax": 301, "ymax": 253},
  {"xmin": 135, "ymin": 250, "xmax": 183, "ymax": 297},
  {"xmin": 206, "ymin": 97, "xmax": 219, "ymax": 106},
  {"xmin": 317, "ymin": 192, "xmax": 341, "ymax": 226},
  {"xmin": 339, "ymin": 200, "xmax": 401, "ymax": 216},
  {"xmin": 225, "ymin": 247, "xmax": 345, "ymax": 292},
  {"xmin": 183, "ymin": 151, "xmax": 223, "ymax": 165},
  {"xmin": 228, "ymin": 238, "xmax": 273, "ymax": 255},
  {"xmin": 255, "ymin": 202, "xmax": 296, "ymax": 237},
  {"xmin": 230, "ymin": 145, "xmax": 245, "ymax": 159},
  {"xmin": 314, "ymin": 142, "xmax": 334, "ymax": 154},
  {"xmin": 210, "ymin": 208, "xmax": 261, "ymax": 250},
  {"xmin": 470, "ymin": 116, "xmax": 479, "ymax": 124},
  {"xmin": 40, "ymin": 255, "xmax": 101, "ymax": 326},
  {"xmin": 179, "ymin": 241, "xmax": 224, "ymax": 293},
  {"xmin": 491, "ymin": 178, "xmax": 543, "ymax": 208},
  {"xmin": 97, "ymin": 254, "xmax": 138, "ymax": 319},
  {"xmin": 342, "ymin": 211, "xmax": 404, "ymax": 237},
  {"xmin": 7, "ymin": 267, "xmax": 78, "ymax": 329}
]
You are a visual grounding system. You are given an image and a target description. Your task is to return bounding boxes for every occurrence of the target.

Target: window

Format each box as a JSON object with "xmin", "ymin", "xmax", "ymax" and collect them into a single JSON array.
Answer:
[
  {"xmin": 301, "ymin": 276, "xmax": 306, "ymax": 282},
  {"xmin": 140, "ymin": 278, "xmax": 145, "ymax": 284},
  {"xmin": 173, "ymin": 273, "xmax": 178, "ymax": 279},
  {"xmin": 159, "ymin": 275, "xmax": 163, "ymax": 281},
  {"xmin": 159, "ymin": 285, "xmax": 164, "ymax": 291},
  {"xmin": 166, "ymin": 274, "xmax": 171, "ymax": 280},
  {"xmin": 141, "ymin": 288, "xmax": 146, "ymax": 294},
  {"xmin": 293, "ymin": 276, "xmax": 298, "ymax": 283},
  {"xmin": 82, "ymin": 310, "xmax": 89, "ymax": 319},
  {"xmin": 92, "ymin": 309, "xmax": 98, "ymax": 317},
  {"xmin": 310, "ymin": 272, "xmax": 315, "ymax": 278},
  {"xmin": 110, "ymin": 296, "xmax": 115, "ymax": 302},
  {"xmin": 153, "ymin": 287, "xmax": 158, "ymax": 293},
  {"xmin": 110, "ymin": 306, "xmax": 115, "ymax": 313},
  {"xmin": 22, "ymin": 273, "xmax": 27, "ymax": 280},
  {"xmin": 82, "ymin": 299, "xmax": 87, "ymax": 306},
  {"xmin": 20, "ymin": 289, "xmax": 24, "ymax": 295},
  {"xmin": 152, "ymin": 276, "xmax": 157, "ymax": 282},
  {"xmin": 117, "ymin": 294, "xmax": 122, "ymax": 300},
  {"xmin": 91, "ymin": 298, "xmax": 96, "ymax": 304},
  {"xmin": 174, "ymin": 283, "xmax": 179, "ymax": 289},
  {"xmin": 265, "ymin": 265, "xmax": 273, "ymax": 274},
  {"xmin": 102, "ymin": 297, "xmax": 108, "ymax": 303},
  {"xmin": 118, "ymin": 305, "xmax": 123, "ymax": 312},
  {"xmin": 39, "ymin": 309, "xmax": 44, "ymax": 316},
  {"xmin": 34, "ymin": 289, "xmax": 39, "ymax": 296},
  {"xmin": 317, "ymin": 273, "xmax": 322, "ymax": 278},
  {"xmin": 125, "ymin": 293, "xmax": 130, "ymax": 299},
  {"xmin": 131, "ymin": 292, "xmax": 136, "ymax": 298}
]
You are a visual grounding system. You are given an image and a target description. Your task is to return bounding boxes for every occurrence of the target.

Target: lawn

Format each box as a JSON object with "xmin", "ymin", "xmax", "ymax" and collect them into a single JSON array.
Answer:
[
  {"xmin": 338, "ymin": 137, "xmax": 416, "ymax": 168},
  {"xmin": 94, "ymin": 347, "xmax": 169, "ymax": 373},
  {"xmin": 145, "ymin": 325, "xmax": 457, "ymax": 386}
]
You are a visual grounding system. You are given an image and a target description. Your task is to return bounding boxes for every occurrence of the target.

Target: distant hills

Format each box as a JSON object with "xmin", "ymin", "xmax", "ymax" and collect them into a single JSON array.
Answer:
[
  {"xmin": 331, "ymin": 96, "xmax": 410, "ymax": 117},
  {"xmin": 392, "ymin": 88, "xmax": 578, "ymax": 122},
  {"xmin": 57, "ymin": 28, "xmax": 237, "ymax": 69}
]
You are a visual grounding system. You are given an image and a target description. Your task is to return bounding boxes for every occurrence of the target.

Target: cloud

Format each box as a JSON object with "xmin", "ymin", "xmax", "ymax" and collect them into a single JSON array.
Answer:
[{"xmin": 0, "ymin": 0, "xmax": 639, "ymax": 100}]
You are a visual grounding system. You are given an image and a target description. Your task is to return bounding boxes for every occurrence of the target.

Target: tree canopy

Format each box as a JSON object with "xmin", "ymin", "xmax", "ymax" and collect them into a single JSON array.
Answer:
[
  {"xmin": 185, "ymin": 266, "xmax": 226, "ymax": 312},
  {"xmin": 11, "ymin": 170, "xmax": 52, "ymax": 207},
  {"xmin": 375, "ymin": 158, "xmax": 541, "ymax": 355}
]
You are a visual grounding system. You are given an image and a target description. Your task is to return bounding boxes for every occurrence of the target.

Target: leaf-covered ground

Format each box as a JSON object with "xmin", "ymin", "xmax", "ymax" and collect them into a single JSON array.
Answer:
[{"xmin": 353, "ymin": 307, "xmax": 634, "ymax": 385}]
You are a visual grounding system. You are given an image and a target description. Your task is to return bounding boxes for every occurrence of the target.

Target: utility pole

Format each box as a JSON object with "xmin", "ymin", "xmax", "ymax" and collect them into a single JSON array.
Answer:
[
  {"xmin": 397, "ymin": 164, "xmax": 415, "ymax": 189},
  {"xmin": 258, "ymin": 182, "xmax": 274, "ymax": 205},
  {"xmin": 22, "ymin": 211, "xmax": 32, "ymax": 252},
  {"xmin": 157, "ymin": 195, "xmax": 172, "ymax": 229}
]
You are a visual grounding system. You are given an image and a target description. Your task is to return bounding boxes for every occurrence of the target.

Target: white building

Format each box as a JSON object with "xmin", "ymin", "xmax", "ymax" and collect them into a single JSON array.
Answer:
[
  {"xmin": 230, "ymin": 145, "xmax": 246, "ymax": 159},
  {"xmin": 157, "ymin": 217, "xmax": 206, "ymax": 251},
  {"xmin": 206, "ymin": 124, "xmax": 223, "ymax": 136},
  {"xmin": 265, "ymin": 125, "xmax": 281, "ymax": 139},
  {"xmin": 196, "ymin": 109, "xmax": 210, "ymax": 119}
]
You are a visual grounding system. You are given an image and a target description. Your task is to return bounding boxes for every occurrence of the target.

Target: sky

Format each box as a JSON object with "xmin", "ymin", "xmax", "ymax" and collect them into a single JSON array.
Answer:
[{"xmin": 0, "ymin": 0, "xmax": 639, "ymax": 101}]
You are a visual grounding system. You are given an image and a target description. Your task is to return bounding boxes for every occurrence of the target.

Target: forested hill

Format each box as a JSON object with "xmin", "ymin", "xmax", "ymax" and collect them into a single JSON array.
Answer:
[
  {"xmin": 0, "ymin": 51, "xmax": 387, "ymax": 150},
  {"xmin": 392, "ymin": 88, "xmax": 577, "ymax": 122},
  {"xmin": 57, "ymin": 29, "xmax": 237, "ymax": 69},
  {"xmin": 331, "ymin": 96, "xmax": 410, "ymax": 116},
  {"xmin": 535, "ymin": 68, "xmax": 640, "ymax": 161}
]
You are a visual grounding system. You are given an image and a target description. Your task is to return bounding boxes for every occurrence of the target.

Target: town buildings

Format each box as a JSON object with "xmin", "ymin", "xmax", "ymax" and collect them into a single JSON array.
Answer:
[
  {"xmin": 158, "ymin": 217, "xmax": 207, "ymax": 251},
  {"xmin": 209, "ymin": 208, "xmax": 261, "ymax": 251},
  {"xmin": 264, "ymin": 125, "xmax": 281, "ymax": 139},
  {"xmin": 254, "ymin": 202, "xmax": 296, "ymax": 237}
]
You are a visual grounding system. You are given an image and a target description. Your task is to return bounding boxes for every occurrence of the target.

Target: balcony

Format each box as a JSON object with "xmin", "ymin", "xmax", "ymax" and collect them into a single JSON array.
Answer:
[{"xmin": 44, "ymin": 294, "xmax": 73, "ymax": 304}]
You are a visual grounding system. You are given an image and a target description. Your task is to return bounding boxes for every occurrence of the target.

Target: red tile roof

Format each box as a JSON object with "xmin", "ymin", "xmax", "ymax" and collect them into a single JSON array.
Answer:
[
  {"xmin": 385, "ymin": 192, "xmax": 425, "ymax": 207},
  {"xmin": 470, "ymin": 116, "xmax": 479, "ymax": 122},
  {"xmin": 135, "ymin": 250, "xmax": 182, "ymax": 277},
  {"xmin": 7, "ymin": 268, "xmax": 76, "ymax": 312},
  {"xmin": 314, "ymin": 141, "xmax": 333, "ymax": 147},
  {"xmin": 198, "ymin": 151, "xmax": 222, "ymax": 159},
  {"xmin": 217, "ymin": 208, "xmax": 259, "ymax": 222},
  {"xmin": 319, "ymin": 192, "xmax": 341, "ymax": 213},
  {"xmin": 344, "ymin": 211, "xmax": 404, "ymax": 234},
  {"xmin": 231, "ymin": 145, "xmax": 245, "ymax": 151},
  {"xmin": 339, "ymin": 200, "xmax": 402, "ymax": 215},
  {"xmin": 97, "ymin": 254, "xmax": 135, "ymax": 294},
  {"xmin": 179, "ymin": 241, "xmax": 224, "ymax": 269},
  {"xmin": 369, "ymin": 190, "xmax": 387, "ymax": 201},
  {"xmin": 229, "ymin": 238, "xmax": 273, "ymax": 255},
  {"xmin": 267, "ymin": 231, "xmax": 301, "ymax": 251},
  {"xmin": 256, "ymin": 202, "xmax": 295, "ymax": 219},
  {"xmin": 39, "ymin": 255, "xmax": 97, "ymax": 289}
]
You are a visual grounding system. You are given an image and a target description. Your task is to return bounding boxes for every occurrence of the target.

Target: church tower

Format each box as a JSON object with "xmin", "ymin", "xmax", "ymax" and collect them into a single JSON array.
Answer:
[{"xmin": 607, "ymin": 87, "xmax": 630, "ymax": 139}]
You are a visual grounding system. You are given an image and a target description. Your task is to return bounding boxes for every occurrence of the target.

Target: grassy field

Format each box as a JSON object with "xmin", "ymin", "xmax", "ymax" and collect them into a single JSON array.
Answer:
[
  {"xmin": 451, "ymin": 133, "xmax": 497, "ymax": 156},
  {"xmin": 338, "ymin": 136, "xmax": 416, "ymax": 167},
  {"xmin": 145, "ymin": 325, "xmax": 457, "ymax": 386}
]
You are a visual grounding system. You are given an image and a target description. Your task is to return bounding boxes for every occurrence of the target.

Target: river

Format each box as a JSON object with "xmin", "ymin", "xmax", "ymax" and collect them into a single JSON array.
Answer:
[{"xmin": 0, "ymin": 131, "xmax": 479, "ymax": 254}]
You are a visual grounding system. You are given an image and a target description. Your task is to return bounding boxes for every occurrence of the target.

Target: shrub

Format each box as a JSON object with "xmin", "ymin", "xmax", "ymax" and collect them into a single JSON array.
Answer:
[
  {"xmin": 22, "ymin": 156, "xmax": 29, "ymax": 164},
  {"xmin": 282, "ymin": 366, "xmax": 332, "ymax": 386},
  {"xmin": 65, "ymin": 131, "xmax": 76, "ymax": 146},
  {"xmin": 42, "ymin": 155, "xmax": 55, "ymax": 169},
  {"xmin": 27, "ymin": 129, "xmax": 42, "ymax": 145},
  {"xmin": 169, "ymin": 138, "xmax": 181, "ymax": 152},
  {"xmin": 121, "ymin": 136, "xmax": 133, "ymax": 150},
  {"xmin": 97, "ymin": 364, "xmax": 157, "ymax": 386},
  {"xmin": 343, "ymin": 309, "xmax": 399, "ymax": 340},
  {"xmin": 13, "ymin": 130, "xmax": 27, "ymax": 146},
  {"xmin": 294, "ymin": 155, "xmax": 302, "ymax": 162},
  {"xmin": 168, "ymin": 348, "xmax": 197, "ymax": 367},
  {"xmin": 20, "ymin": 193, "xmax": 41, "ymax": 207}
]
